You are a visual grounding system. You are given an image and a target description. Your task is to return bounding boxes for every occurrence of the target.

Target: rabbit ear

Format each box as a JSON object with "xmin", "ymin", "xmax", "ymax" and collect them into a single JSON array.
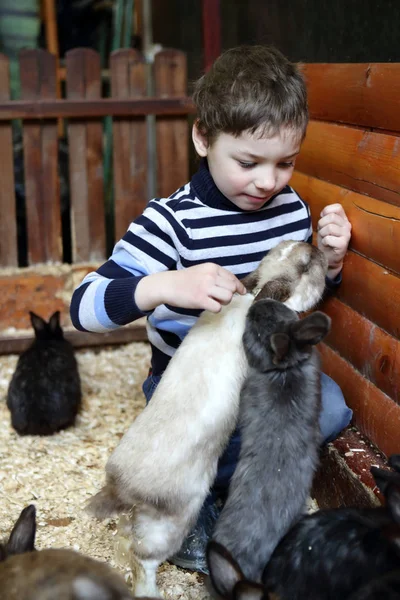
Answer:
[
  {"xmin": 370, "ymin": 466, "xmax": 400, "ymax": 495},
  {"xmin": 234, "ymin": 581, "xmax": 268, "ymax": 600},
  {"xmin": 0, "ymin": 544, "xmax": 7, "ymax": 562},
  {"xmin": 207, "ymin": 541, "xmax": 245, "ymax": 599},
  {"xmin": 386, "ymin": 484, "xmax": 400, "ymax": 527},
  {"xmin": 29, "ymin": 311, "xmax": 46, "ymax": 334},
  {"xmin": 389, "ymin": 455, "xmax": 400, "ymax": 473},
  {"xmin": 291, "ymin": 312, "xmax": 331, "ymax": 347},
  {"xmin": 7, "ymin": 504, "xmax": 36, "ymax": 554},
  {"xmin": 270, "ymin": 333, "xmax": 290, "ymax": 363},
  {"xmin": 49, "ymin": 311, "xmax": 61, "ymax": 333}
]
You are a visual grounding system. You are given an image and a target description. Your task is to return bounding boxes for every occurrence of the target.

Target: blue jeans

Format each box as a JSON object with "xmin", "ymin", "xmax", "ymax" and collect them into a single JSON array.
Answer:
[{"xmin": 142, "ymin": 371, "xmax": 352, "ymax": 496}]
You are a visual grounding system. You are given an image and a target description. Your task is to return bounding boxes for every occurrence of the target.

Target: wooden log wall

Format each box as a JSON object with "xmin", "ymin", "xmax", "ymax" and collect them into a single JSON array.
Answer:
[{"xmin": 295, "ymin": 63, "xmax": 400, "ymax": 460}]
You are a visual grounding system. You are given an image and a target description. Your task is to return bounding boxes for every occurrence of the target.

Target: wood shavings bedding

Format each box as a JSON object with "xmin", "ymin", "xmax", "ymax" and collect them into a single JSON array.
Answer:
[
  {"xmin": 0, "ymin": 342, "xmax": 209, "ymax": 599},
  {"xmin": 0, "ymin": 341, "xmax": 318, "ymax": 599}
]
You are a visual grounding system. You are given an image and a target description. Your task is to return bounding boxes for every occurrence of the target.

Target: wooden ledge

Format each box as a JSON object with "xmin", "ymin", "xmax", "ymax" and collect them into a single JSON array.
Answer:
[
  {"xmin": 0, "ymin": 325, "xmax": 148, "ymax": 355},
  {"xmin": 312, "ymin": 427, "xmax": 387, "ymax": 509}
]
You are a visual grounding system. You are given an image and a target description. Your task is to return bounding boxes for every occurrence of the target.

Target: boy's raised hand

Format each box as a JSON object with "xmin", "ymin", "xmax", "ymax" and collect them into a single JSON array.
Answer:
[
  {"xmin": 317, "ymin": 204, "xmax": 352, "ymax": 280},
  {"xmin": 135, "ymin": 263, "xmax": 247, "ymax": 314}
]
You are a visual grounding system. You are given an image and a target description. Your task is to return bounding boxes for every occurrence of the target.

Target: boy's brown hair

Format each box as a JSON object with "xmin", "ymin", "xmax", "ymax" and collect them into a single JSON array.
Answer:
[{"xmin": 192, "ymin": 45, "xmax": 308, "ymax": 143}]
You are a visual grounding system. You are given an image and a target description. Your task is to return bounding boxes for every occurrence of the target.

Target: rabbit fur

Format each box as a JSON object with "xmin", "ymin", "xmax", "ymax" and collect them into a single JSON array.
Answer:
[
  {"xmin": 87, "ymin": 240, "xmax": 328, "ymax": 597},
  {"xmin": 7, "ymin": 311, "xmax": 82, "ymax": 436},
  {"xmin": 347, "ymin": 570, "xmax": 400, "ymax": 599},
  {"xmin": 262, "ymin": 454, "xmax": 400, "ymax": 599},
  {"xmin": 213, "ymin": 299, "xmax": 331, "ymax": 581},
  {"xmin": 0, "ymin": 504, "xmax": 137, "ymax": 600}
]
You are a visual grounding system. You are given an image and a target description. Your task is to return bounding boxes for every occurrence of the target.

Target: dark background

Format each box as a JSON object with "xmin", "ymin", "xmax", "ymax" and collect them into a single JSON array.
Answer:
[{"xmin": 152, "ymin": 0, "xmax": 400, "ymax": 88}]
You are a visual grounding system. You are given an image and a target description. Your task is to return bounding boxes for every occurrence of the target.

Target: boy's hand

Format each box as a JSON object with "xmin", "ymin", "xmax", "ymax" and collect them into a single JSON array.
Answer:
[
  {"xmin": 135, "ymin": 263, "xmax": 247, "ymax": 314},
  {"xmin": 317, "ymin": 204, "xmax": 352, "ymax": 280}
]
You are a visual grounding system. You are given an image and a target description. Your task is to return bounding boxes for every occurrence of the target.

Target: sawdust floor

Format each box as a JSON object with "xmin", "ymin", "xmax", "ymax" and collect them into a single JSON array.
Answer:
[{"xmin": 0, "ymin": 341, "xmax": 209, "ymax": 599}]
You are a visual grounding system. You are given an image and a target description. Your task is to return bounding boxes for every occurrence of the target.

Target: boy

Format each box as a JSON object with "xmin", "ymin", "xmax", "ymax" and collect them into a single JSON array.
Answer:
[{"xmin": 71, "ymin": 45, "xmax": 352, "ymax": 572}]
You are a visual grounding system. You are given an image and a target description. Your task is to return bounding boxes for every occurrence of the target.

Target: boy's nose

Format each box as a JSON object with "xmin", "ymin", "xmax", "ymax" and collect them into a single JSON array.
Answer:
[{"xmin": 255, "ymin": 173, "xmax": 276, "ymax": 192}]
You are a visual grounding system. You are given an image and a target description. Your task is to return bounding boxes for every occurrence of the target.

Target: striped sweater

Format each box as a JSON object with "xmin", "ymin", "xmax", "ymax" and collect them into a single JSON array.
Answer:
[{"xmin": 71, "ymin": 159, "xmax": 330, "ymax": 376}]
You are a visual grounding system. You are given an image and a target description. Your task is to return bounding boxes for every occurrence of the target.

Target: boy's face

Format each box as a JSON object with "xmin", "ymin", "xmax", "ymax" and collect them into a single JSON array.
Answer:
[{"xmin": 192, "ymin": 125, "xmax": 301, "ymax": 211}]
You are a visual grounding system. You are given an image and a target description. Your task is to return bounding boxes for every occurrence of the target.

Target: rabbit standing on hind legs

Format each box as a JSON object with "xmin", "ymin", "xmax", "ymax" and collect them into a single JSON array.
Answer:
[
  {"xmin": 212, "ymin": 299, "xmax": 331, "ymax": 581},
  {"xmin": 87, "ymin": 240, "xmax": 328, "ymax": 598}
]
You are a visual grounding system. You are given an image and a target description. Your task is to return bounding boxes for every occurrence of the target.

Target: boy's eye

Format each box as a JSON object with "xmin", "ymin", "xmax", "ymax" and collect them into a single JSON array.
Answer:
[
  {"xmin": 238, "ymin": 161, "xmax": 256, "ymax": 169},
  {"xmin": 279, "ymin": 161, "xmax": 295, "ymax": 169}
]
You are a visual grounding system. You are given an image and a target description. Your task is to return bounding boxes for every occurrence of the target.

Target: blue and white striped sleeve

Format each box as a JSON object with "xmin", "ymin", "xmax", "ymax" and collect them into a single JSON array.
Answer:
[{"xmin": 70, "ymin": 200, "xmax": 183, "ymax": 332}]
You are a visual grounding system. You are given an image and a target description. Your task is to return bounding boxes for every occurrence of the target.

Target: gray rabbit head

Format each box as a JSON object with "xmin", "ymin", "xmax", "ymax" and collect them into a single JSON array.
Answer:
[{"xmin": 243, "ymin": 299, "xmax": 331, "ymax": 372}]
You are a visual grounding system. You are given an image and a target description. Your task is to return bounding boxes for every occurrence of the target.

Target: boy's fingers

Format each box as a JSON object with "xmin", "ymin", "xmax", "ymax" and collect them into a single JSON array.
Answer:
[
  {"xmin": 320, "ymin": 203, "xmax": 349, "ymax": 219},
  {"xmin": 320, "ymin": 234, "xmax": 349, "ymax": 250},
  {"xmin": 202, "ymin": 297, "xmax": 222, "ymax": 313},
  {"xmin": 217, "ymin": 269, "xmax": 247, "ymax": 295},
  {"xmin": 209, "ymin": 285, "xmax": 234, "ymax": 305}
]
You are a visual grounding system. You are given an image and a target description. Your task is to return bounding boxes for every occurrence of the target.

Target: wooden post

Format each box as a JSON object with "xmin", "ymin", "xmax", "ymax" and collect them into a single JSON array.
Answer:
[
  {"xmin": 66, "ymin": 48, "xmax": 106, "ymax": 263},
  {"xmin": 202, "ymin": 0, "xmax": 221, "ymax": 72},
  {"xmin": 0, "ymin": 53, "xmax": 18, "ymax": 267},
  {"xmin": 111, "ymin": 49, "xmax": 148, "ymax": 240},
  {"xmin": 154, "ymin": 49, "xmax": 188, "ymax": 198},
  {"xmin": 20, "ymin": 49, "xmax": 62, "ymax": 264}
]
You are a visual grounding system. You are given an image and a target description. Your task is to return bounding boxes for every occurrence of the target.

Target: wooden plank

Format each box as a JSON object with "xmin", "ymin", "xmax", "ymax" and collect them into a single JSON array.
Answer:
[
  {"xmin": 111, "ymin": 49, "xmax": 148, "ymax": 240},
  {"xmin": 291, "ymin": 171, "xmax": 400, "ymax": 275},
  {"xmin": 0, "ymin": 97, "xmax": 195, "ymax": 120},
  {"xmin": 319, "ymin": 344, "xmax": 400, "ymax": 458},
  {"xmin": 155, "ymin": 49, "xmax": 189, "ymax": 198},
  {"xmin": 0, "ymin": 53, "xmax": 17, "ymax": 267},
  {"xmin": 334, "ymin": 251, "xmax": 400, "ymax": 340},
  {"xmin": 322, "ymin": 296, "xmax": 400, "ymax": 403},
  {"xmin": 303, "ymin": 63, "xmax": 400, "ymax": 132},
  {"xmin": 0, "ymin": 325, "xmax": 148, "ymax": 356},
  {"xmin": 66, "ymin": 48, "xmax": 105, "ymax": 262},
  {"xmin": 296, "ymin": 121, "xmax": 400, "ymax": 206},
  {"xmin": 20, "ymin": 49, "xmax": 62, "ymax": 264}
]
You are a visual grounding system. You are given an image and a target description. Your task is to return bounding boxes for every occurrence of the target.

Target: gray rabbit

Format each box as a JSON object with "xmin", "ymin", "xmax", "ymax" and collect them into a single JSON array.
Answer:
[
  {"xmin": 7, "ymin": 311, "xmax": 82, "ymax": 435},
  {"xmin": 213, "ymin": 299, "xmax": 331, "ymax": 581}
]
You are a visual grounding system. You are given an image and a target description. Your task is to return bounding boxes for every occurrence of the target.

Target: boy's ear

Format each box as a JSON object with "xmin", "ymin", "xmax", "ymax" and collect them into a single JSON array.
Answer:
[{"xmin": 192, "ymin": 121, "xmax": 209, "ymax": 157}]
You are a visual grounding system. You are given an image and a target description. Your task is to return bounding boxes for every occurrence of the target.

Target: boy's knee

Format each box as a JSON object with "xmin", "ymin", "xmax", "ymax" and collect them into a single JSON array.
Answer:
[{"xmin": 320, "ymin": 373, "xmax": 353, "ymax": 444}]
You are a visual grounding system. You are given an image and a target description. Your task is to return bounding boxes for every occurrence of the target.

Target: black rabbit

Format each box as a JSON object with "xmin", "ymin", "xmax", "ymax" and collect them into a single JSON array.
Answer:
[
  {"xmin": 6, "ymin": 311, "xmax": 81, "ymax": 435},
  {"xmin": 262, "ymin": 454, "xmax": 400, "ymax": 600},
  {"xmin": 213, "ymin": 299, "xmax": 331, "ymax": 581},
  {"xmin": 0, "ymin": 504, "xmax": 136, "ymax": 599}
]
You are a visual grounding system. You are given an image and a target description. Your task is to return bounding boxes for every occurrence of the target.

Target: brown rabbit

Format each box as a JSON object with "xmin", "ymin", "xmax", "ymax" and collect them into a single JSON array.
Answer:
[{"xmin": 0, "ymin": 504, "xmax": 155, "ymax": 600}]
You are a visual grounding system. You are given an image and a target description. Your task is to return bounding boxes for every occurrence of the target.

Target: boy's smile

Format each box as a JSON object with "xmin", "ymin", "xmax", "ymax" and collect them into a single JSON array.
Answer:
[{"xmin": 193, "ymin": 126, "xmax": 301, "ymax": 211}]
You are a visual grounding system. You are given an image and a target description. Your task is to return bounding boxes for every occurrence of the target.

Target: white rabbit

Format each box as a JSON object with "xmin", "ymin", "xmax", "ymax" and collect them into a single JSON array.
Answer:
[{"xmin": 87, "ymin": 240, "xmax": 328, "ymax": 597}]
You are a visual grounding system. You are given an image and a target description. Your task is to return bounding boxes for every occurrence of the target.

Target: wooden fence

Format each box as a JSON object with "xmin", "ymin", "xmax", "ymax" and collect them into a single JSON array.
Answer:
[{"xmin": 0, "ymin": 47, "xmax": 195, "ymax": 269}]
